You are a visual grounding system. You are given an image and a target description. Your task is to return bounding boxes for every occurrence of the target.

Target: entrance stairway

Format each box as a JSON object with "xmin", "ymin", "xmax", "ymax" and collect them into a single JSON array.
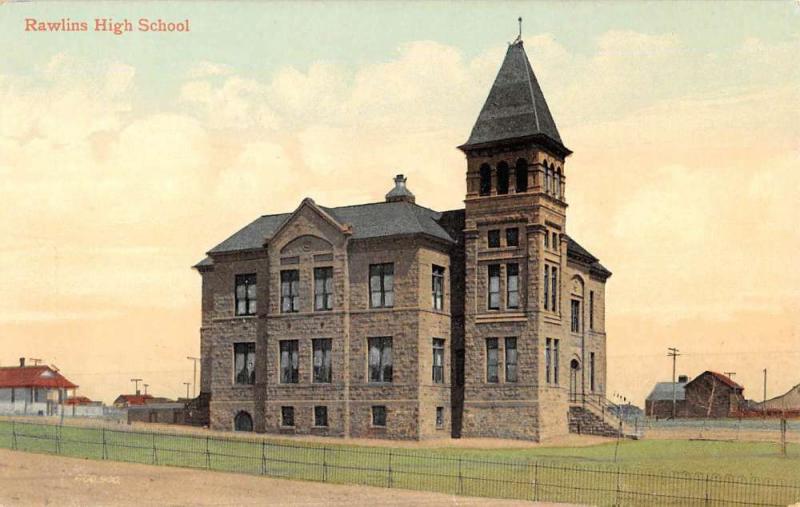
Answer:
[{"xmin": 568, "ymin": 394, "xmax": 642, "ymax": 439}]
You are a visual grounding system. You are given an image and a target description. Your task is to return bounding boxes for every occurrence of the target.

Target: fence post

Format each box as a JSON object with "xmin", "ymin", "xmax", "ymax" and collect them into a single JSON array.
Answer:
[
  {"xmin": 532, "ymin": 461, "xmax": 539, "ymax": 502},
  {"xmin": 458, "ymin": 458, "xmax": 463, "ymax": 495},
  {"xmin": 102, "ymin": 428, "xmax": 107, "ymax": 460},
  {"xmin": 781, "ymin": 418, "xmax": 787, "ymax": 457},
  {"xmin": 387, "ymin": 450, "xmax": 393, "ymax": 488},
  {"xmin": 205, "ymin": 436, "xmax": 211, "ymax": 470},
  {"xmin": 615, "ymin": 466, "xmax": 621, "ymax": 505},
  {"xmin": 151, "ymin": 433, "xmax": 157, "ymax": 465},
  {"xmin": 260, "ymin": 441, "xmax": 267, "ymax": 475},
  {"xmin": 704, "ymin": 474, "xmax": 710, "ymax": 506},
  {"xmin": 11, "ymin": 421, "xmax": 17, "ymax": 450},
  {"xmin": 322, "ymin": 447, "xmax": 328, "ymax": 482},
  {"xmin": 55, "ymin": 425, "xmax": 61, "ymax": 455}
]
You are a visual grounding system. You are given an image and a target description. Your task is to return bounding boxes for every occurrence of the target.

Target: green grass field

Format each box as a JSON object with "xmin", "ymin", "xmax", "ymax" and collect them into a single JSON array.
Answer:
[{"xmin": 1, "ymin": 420, "xmax": 798, "ymax": 506}]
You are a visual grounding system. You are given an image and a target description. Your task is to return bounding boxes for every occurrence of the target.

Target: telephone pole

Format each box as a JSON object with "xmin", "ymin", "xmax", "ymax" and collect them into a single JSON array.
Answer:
[
  {"xmin": 763, "ymin": 368, "xmax": 767, "ymax": 414},
  {"xmin": 187, "ymin": 356, "xmax": 201, "ymax": 399},
  {"xmin": 183, "ymin": 382, "xmax": 191, "ymax": 400},
  {"xmin": 143, "ymin": 383, "xmax": 149, "ymax": 395},
  {"xmin": 667, "ymin": 348, "xmax": 681, "ymax": 419},
  {"xmin": 130, "ymin": 378, "xmax": 143, "ymax": 395}
]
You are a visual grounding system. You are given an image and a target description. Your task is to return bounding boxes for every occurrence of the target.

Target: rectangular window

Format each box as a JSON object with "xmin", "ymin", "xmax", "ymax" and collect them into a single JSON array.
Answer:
[
  {"xmin": 372, "ymin": 405, "xmax": 387, "ymax": 427},
  {"xmin": 543, "ymin": 265, "xmax": 550, "ymax": 310},
  {"xmin": 506, "ymin": 228, "xmax": 519, "ymax": 247},
  {"xmin": 432, "ymin": 265, "xmax": 445, "ymax": 310},
  {"xmin": 507, "ymin": 263, "xmax": 519, "ymax": 309},
  {"xmin": 368, "ymin": 337, "xmax": 393, "ymax": 383},
  {"xmin": 545, "ymin": 338, "xmax": 552, "ymax": 384},
  {"xmin": 235, "ymin": 274, "xmax": 257, "ymax": 316},
  {"xmin": 488, "ymin": 264, "xmax": 500, "ymax": 310},
  {"xmin": 281, "ymin": 406, "xmax": 295, "ymax": 427},
  {"xmin": 505, "ymin": 337, "xmax": 517, "ymax": 382},
  {"xmin": 488, "ymin": 229, "xmax": 500, "ymax": 248},
  {"xmin": 486, "ymin": 338, "xmax": 499, "ymax": 383},
  {"xmin": 432, "ymin": 338, "xmax": 445, "ymax": 384},
  {"xmin": 554, "ymin": 339, "xmax": 560, "ymax": 385},
  {"xmin": 314, "ymin": 406, "xmax": 328, "ymax": 427},
  {"xmin": 590, "ymin": 352, "xmax": 596, "ymax": 392},
  {"xmin": 279, "ymin": 340, "xmax": 299, "ymax": 384},
  {"xmin": 589, "ymin": 291, "xmax": 595, "ymax": 331},
  {"xmin": 312, "ymin": 338, "xmax": 332, "ymax": 383},
  {"xmin": 314, "ymin": 267, "xmax": 334, "ymax": 311},
  {"xmin": 552, "ymin": 232, "xmax": 558, "ymax": 251},
  {"xmin": 280, "ymin": 270, "xmax": 300, "ymax": 313},
  {"xmin": 571, "ymin": 299, "xmax": 581, "ymax": 333},
  {"xmin": 369, "ymin": 263, "xmax": 394, "ymax": 308},
  {"xmin": 233, "ymin": 342, "xmax": 255, "ymax": 385},
  {"xmin": 436, "ymin": 407, "xmax": 444, "ymax": 429},
  {"xmin": 551, "ymin": 267, "xmax": 558, "ymax": 312},
  {"xmin": 544, "ymin": 231, "xmax": 549, "ymax": 249}
]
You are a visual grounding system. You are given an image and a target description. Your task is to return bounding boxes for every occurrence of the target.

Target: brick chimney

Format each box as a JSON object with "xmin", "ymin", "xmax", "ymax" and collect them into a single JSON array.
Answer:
[{"xmin": 19, "ymin": 357, "xmax": 25, "ymax": 367}]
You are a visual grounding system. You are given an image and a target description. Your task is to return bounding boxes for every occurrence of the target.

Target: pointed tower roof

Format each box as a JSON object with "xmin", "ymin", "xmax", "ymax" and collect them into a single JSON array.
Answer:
[{"xmin": 460, "ymin": 40, "xmax": 570, "ymax": 156}]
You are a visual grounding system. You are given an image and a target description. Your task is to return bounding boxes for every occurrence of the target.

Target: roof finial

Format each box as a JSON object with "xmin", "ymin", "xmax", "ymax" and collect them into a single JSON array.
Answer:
[{"xmin": 512, "ymin": 17, "xmax": 522, "ymax": 45}]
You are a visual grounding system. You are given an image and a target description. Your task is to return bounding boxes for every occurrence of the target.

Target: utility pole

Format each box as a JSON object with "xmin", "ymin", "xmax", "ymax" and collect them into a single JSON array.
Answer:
[
  {"xmin": 763, "ymin": 368, "xmax": 767, "ymax": 414},
  {"xmin": 183, "ymin": 382, "xmax": 190, "ymax": 400},
  {"xmin": 187, "ymin": 356, "xmax": 201, "ymax": 399},
  {"xmin": 723, "ymin": 371, "xmax": 735, "ymax": 379},
  {"xmin": 143, "ymin": 384, "xmax": 149, "ymax": 395},
  {"xmin": 28, "ymin": 358, "xmax": 43, "ymax": 366},
  {"xmin": 667, "ymin": 348, "xmax": 681, "ymax": 419},
  {"xmin": 130, "ymin": 378, "xmax": 143, "ymax": 395}
]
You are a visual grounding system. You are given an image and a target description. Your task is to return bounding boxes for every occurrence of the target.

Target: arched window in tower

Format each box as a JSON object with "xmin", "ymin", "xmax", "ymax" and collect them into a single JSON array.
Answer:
[
  {"xmin": 515, "ymin": 159, "xmax": 528, "ymax": 193},
  {"xmin": 555, "ymin": 167, "xmax": 561, "ymax": 198},
  {"xmin": 479, "ymin": 164, "xmax": 491, "ymax": 196},
  {"xmin": 496, "ymin": 162, "xmax": 510, "ymax": 194}
]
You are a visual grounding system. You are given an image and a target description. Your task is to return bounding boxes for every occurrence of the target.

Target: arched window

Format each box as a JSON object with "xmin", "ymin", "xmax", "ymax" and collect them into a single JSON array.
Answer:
[
  {"xmin": 555, "ymin": 167, "xmax": 561, "ymax": 198},
  {"xmin": 479, "ymin": 164, "xmax": 491, "ymax": 196},
  {"xmin": 496, "ymin": 162, "xmax": 509, "ymax": 195},
  {"xmin": 515, "ymin": 159, "xmax": 528, "ymax": 193},
  {"xmin": 234, "ymin": 411, "xmax": 253, "ymax": 432}
]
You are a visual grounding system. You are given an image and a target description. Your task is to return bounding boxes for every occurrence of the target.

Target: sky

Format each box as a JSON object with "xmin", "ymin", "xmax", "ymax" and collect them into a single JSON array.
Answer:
[{"xmin": 0, "ymin": 1, "xmax": 798, "ymax": 406}]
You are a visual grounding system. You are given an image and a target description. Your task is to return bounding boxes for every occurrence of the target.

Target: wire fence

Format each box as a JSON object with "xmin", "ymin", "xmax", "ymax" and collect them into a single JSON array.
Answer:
[{"xmin": 0, "ymin": 419, "xmax": 799, "ymax": 506}]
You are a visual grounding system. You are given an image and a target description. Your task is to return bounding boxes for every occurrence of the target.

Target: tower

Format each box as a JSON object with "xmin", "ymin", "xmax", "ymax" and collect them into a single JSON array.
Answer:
[{"xmin": 458, "ymin": 38, "xmax": 572, "ymax": 440}]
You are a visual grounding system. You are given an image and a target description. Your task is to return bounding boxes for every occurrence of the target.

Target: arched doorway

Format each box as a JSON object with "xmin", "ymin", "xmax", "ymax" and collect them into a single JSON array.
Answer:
[
  {"xmin": 234, "ymin": 411, "xmax": 253, "ymax": 432},
  {"xmin": 569, "ymin": 359, "xmax": 581, "ymax": 403}
]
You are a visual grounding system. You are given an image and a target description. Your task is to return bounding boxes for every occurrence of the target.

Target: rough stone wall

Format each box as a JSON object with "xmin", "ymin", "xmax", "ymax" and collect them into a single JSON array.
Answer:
[{"xmin": 201, "ymin": 253, "xmax": 267, "ymax": 431}]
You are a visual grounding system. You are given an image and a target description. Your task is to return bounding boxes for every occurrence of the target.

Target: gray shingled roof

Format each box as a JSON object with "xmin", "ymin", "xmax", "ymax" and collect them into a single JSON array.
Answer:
[
  {"xmin": 203, "ymin": 201, "xmax": 454, "ymax": 259},
  {"xmin": 196, "ymin": 203, "xmax": 610, "ymax": 275},
  {"xmin": 646, "ymin": 382, "xmax": 687, "ymax": 402},
  {"xmin": 461, "ymin": 40, "xmax": 566, "ymax": 153},
  {"xmin": 565, "ymin": 235, "xmax": 612, "ymax": 279}
]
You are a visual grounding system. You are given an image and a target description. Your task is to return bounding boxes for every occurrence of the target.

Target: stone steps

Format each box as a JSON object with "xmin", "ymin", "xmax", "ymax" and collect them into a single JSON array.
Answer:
[{"xmin": 568, "ymin": 406, "xmax": 632, "ymax": 438}]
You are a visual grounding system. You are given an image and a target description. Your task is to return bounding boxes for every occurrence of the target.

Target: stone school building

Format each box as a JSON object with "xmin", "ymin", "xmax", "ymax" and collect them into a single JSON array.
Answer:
[{"xmin": 194, "ymin": 38, "xmax": 612, "ymax": 440}]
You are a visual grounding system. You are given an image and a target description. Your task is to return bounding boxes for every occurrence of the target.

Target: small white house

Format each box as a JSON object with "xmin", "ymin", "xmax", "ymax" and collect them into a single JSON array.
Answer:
[{"xmin": 0, "ymin": 358, "xmax": 78, "ymax": 416}]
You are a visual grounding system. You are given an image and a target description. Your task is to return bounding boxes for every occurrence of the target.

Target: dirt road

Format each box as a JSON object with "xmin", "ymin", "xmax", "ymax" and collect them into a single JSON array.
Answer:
[{"xmin": 0, "ymin": 449, "xmax": 571, "ymax": 506}]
